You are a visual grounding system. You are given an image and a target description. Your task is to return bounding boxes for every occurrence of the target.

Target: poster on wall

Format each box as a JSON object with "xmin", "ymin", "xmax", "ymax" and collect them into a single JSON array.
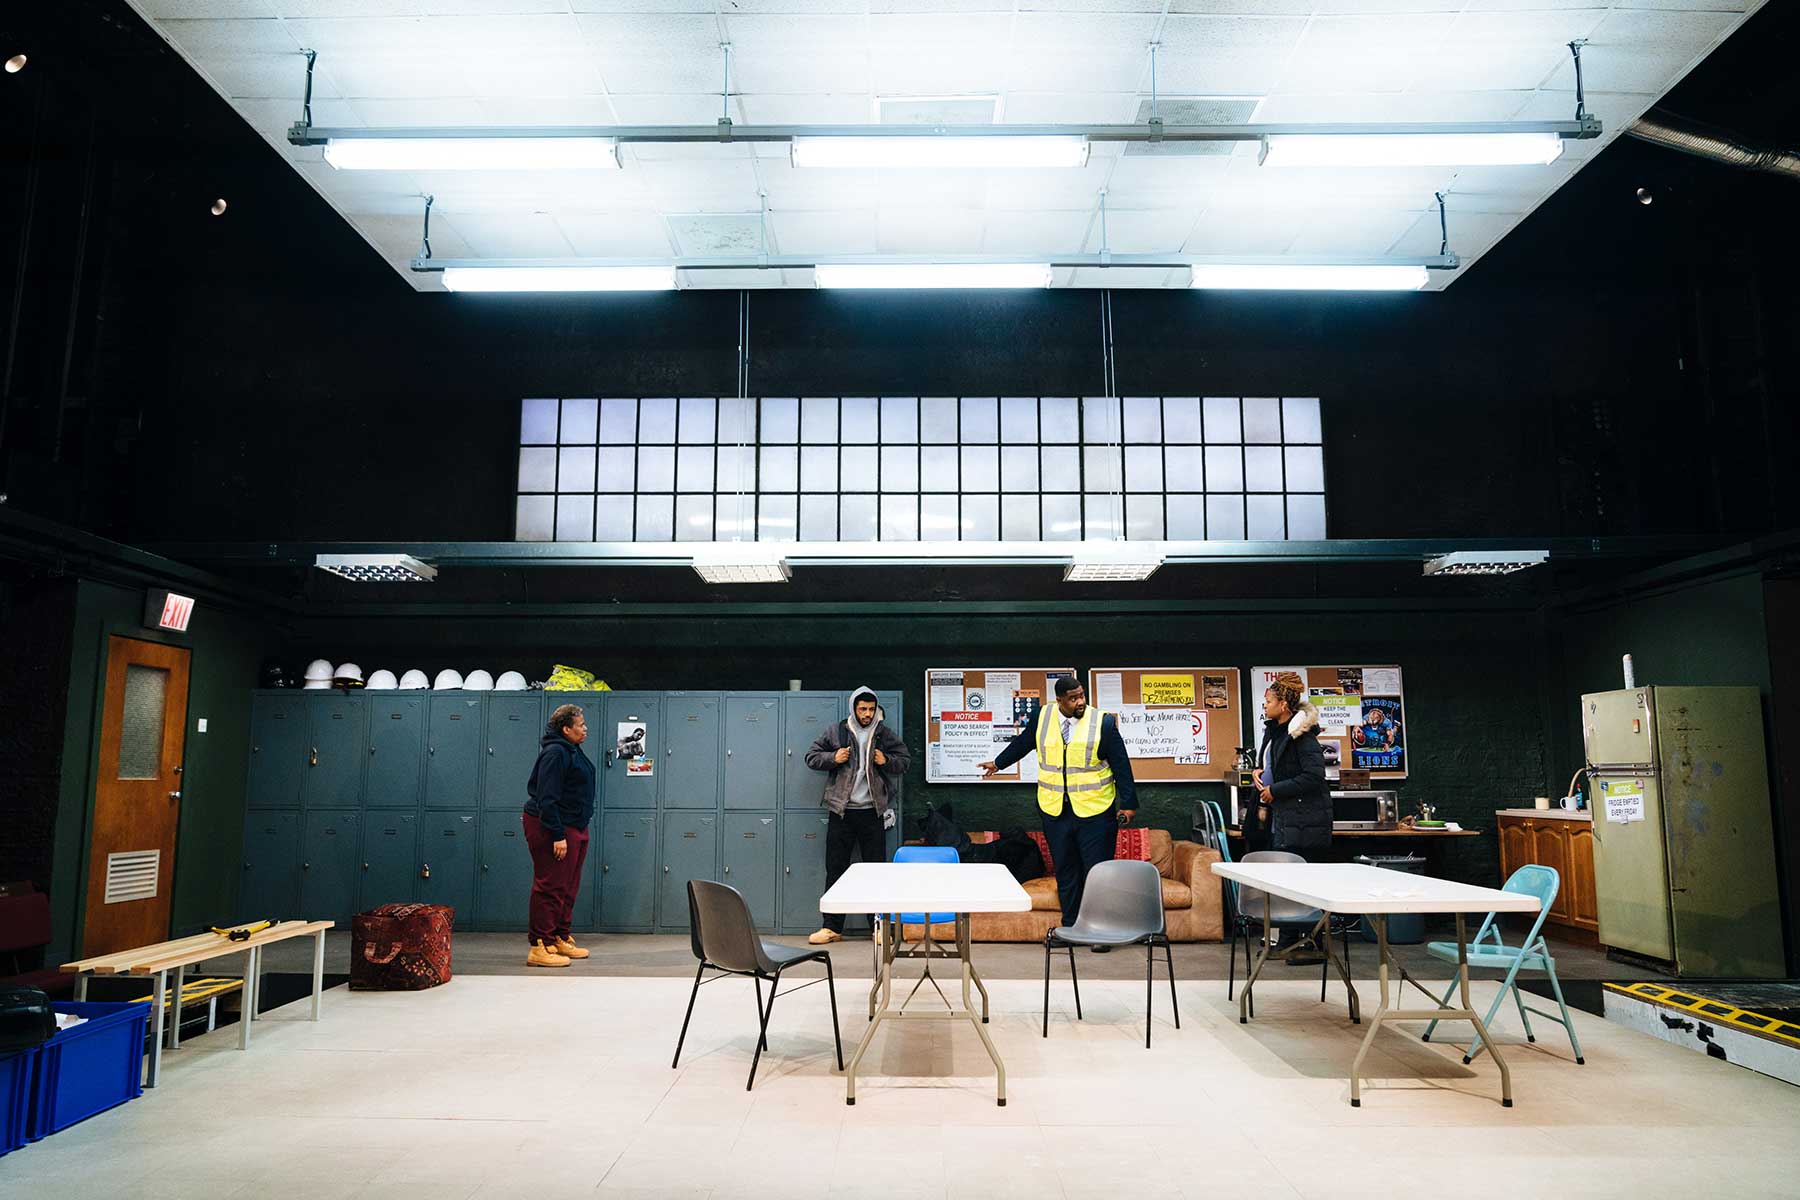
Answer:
[
  {"xmin": 616, "ymin": 722, "xmax": 653, "ymax": 776},
  {"xmin": 1351, "ymin": 697, "xmax": 1404, "ymax": 772},
  {"xmin": 925, "ymin": 667, "xmax": 1074, "ymax": 783},
  {"xmin": 1249, "ymin": 664, "xmax": 1408, "ymax": 780}
]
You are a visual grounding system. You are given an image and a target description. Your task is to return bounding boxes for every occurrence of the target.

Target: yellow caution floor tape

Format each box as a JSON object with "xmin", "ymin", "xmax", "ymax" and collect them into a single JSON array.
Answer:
[{"xmin": 1605, "ymin": 981, "xmax": 1800, "ymax": 1048}]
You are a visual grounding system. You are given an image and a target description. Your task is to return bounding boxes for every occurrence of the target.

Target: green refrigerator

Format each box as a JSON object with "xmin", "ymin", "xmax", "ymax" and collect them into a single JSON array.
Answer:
[{"xmin": 1581, "ymin": 685, "xmax": 1783, "ymax": 977}]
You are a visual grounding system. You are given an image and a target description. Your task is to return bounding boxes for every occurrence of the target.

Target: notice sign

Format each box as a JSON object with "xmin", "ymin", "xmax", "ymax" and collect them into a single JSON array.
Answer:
[
  {"xmin": 1601, "ymin": 778, "xmax": 1646, "ymax": 824},
  {"xmin": 936, "ymin": 711, "xmax": 996, "ymax": 777},
  {"xmin": 1116, "ymin": 707, "xmax": 1206, "ymax": 763},
  {"xmin": 1140, "ymin": 674, "xmax": 1195, "ymax": 707},
  {"xmin": 1313, "ymin": 693, "xmax": 1361, "ymax": 734},
  {"xmin": 928, "ymin": 671, "xmax": 965, "ymax": 718}
]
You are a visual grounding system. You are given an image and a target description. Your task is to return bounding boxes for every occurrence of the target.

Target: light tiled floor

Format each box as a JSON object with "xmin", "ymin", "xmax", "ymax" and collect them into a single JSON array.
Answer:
[{"xmin": 12, "ymin": 970, "xmax": 1798, "ymax": 1198}]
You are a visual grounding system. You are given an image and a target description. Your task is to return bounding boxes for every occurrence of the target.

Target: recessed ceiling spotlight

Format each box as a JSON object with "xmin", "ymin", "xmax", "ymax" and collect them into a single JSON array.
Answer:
[
  {"xmin": 5, "ymin": 54, "xmax": 26, "ymax": 73},
  {"xmin": 1635, "ymin": 187, "xmax": 1653, "ymax": 206},
  {"xmin": 210, "ymin": 198, "xmax": 228, "ymax": 216}
]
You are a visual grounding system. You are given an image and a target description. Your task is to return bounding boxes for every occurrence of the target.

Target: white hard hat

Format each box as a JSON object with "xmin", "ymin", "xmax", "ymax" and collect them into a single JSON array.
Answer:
[
  {"xmin": 398, "ymin": 669, "xmax": 429, "ymax": 690},
  {"xmin": 495, "ymin": 671, "xmax": 528, "ymax": 691},
  {"xmin": 432, "ymin": 669, "xmax": 464, "ymax": 690},
  {"xmin": 303, "ymin": 659, "xmax": 334, "ymax": 690},
  {"xmin": 334, "ymin": 663, "xmax": 365, "ymax": 687},
  {"xmin": 366, "ymin": 669, "xmax": 398, "ymax": 690},
  {"xmin": 463, "ymin": 669, "xmax": 494, "ymax": 691}
]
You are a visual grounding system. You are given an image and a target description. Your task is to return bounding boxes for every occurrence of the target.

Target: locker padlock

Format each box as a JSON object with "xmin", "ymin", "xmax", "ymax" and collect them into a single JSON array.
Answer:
[
  {"xmin": 310, "ymin": 747, "xmax": 318, "ymax": 766},
  {"xmin": 421, "ymin": 863, "xmax": 431, "ymax": 879}
]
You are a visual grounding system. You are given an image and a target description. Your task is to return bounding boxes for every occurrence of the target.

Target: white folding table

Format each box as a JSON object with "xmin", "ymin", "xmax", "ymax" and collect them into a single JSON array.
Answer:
[
  {"xmin": 1212, "ymin": 862, "xmax": 1540, "ymax": 1108},
  {"xmin": 820, "ymin": 862, "xmax": 1030, "ymax": 1106}
]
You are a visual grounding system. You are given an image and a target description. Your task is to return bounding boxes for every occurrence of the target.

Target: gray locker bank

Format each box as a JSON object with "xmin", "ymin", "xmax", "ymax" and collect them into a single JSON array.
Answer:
[{"xmin": 237, "ymin": 689, "xmax": 903, "ymax": 935}]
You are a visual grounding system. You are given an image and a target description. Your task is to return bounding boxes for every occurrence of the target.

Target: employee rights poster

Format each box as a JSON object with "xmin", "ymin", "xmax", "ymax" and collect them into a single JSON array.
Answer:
[{"xmin": 1351, "ymin": 697, "xmax": 1404, "ymax": 772}]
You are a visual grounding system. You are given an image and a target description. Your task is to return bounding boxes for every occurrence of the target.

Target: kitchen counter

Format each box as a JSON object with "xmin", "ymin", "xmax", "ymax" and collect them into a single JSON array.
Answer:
[{"xmin": 1496, "ymin": 808, "xmax": 1591, "ymax": 821}]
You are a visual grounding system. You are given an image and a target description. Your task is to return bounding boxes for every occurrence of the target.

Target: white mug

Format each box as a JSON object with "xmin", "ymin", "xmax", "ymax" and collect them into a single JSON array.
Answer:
[{"xmin": 1559, "ymin": 795, "xmax": 1581, "ymax": 811}]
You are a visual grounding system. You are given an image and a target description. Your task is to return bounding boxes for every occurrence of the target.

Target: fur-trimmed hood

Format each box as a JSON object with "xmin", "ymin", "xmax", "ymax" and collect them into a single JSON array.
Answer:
[{"xmin": 1285, "ymin": 703, "xmax": 1320, "ymax": 739}]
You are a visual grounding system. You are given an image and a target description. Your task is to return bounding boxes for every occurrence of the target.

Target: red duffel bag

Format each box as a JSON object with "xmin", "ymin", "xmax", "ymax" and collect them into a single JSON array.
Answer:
[{"xmin": 350, "ymin": 903, "xmax": 453, "ymax": 991}]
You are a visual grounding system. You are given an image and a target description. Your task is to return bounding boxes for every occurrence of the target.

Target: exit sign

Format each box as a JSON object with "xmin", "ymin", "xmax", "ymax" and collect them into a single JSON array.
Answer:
[{"xmin": 145, "ymin": 589, "xmax": 195, "ymax": 633}]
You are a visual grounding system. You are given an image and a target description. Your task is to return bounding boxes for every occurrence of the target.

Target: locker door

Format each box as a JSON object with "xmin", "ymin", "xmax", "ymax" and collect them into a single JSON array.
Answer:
[
  {"xmin": 361, "ymin": 812, "xmax": 419, "ymax": 909},
  {"xmin": 477, "ymin": 814, "xmax": 534, "ymax": 932},
  {"xmin": 247, "ymin": 694, "xmax": 309, "ymax": 810},
  {"xmin": 419, "ymin": 812, "xmax": 479, "ymax": 930},
  {"xmin": 240, "ymin": 811, "xmax": 300, "ymax": 922},
  {"xmin": 304, "ymin": 695, "xmax": 367, "ymax": 809},
  {"xmin": 722, "ymin": 813, "xmax": 779, "ymax": 929},
  {"xmin": 425, "ymin": 696, "xmax": 485, "ymax": 809},
  {"xmin": 662, "ymin": 695, "xmax": 721, "ymax": 811},
  {"xmin": 659, "ymin": 812, "xmax": 719, "ymax": 930},
  {"xmin": 365, "ymin": 695, "xmax": 425, "ymax": 808},
  {"xmin": 780, "ymin": 812, "xmax": 832, "ymax": 932},
  {"xmin": 724, "ymin": 697, "xmax": 782, "ymax": 810},
  {"xmin": 601, "ymin": 693, "xmax": 660, "ymax": 809},
  {"xmin": 301, "ymin": 810, "xmax": 362, "ymax": 926},
  {"xmin": 782, "ymin": 697, "xmax": 840, "ymax": 810},
  {"xmin": 484, "ymin": 696, "xmax": 545, "ymax": 810},
  {"xmin": 599, "ymin": 810, "xmax": 658, "ymax": 930}
]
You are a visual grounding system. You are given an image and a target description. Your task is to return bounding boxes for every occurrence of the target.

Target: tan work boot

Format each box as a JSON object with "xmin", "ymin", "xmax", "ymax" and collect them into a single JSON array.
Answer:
[
  {"xmin": 527, "ymin": 939, "xmax": 571, "ymax": 968},
  {"xmin": 808, "ymin": 928, "xmax": 843, "ymax": 945},
  {"xmin": 553, "ymin": 936, "xmax": 590, "ymax": 959}
]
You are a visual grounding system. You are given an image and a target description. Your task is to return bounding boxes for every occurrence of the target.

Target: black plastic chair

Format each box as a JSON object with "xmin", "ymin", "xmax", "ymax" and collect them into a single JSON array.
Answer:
[
  {"xmin": 1043, "ymin": 859, "xmax": 1179, "ymax": 1048},
  {"xmin": 672, "ymin": 879, "xmax": 844, "ymax": 1091}
]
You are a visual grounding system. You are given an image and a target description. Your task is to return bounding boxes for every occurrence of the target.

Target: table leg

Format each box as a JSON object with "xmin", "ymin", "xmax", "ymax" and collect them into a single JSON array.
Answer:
[
  {"xmin": 250, "ymin": 946, "xmax": 262, "ymax": 1021},
  {"xmin": 868, "ymin": 916, "xmax": 884, "ymax": 1020},
  {"xmin": 311, "ymin": 929, "xmax": 326, "ymax": 1021},
  {"xmin": 145, "ymin": 970, "xmax": 167, "ymax": 1088},
  {"xmin": 75, "ymin": 974, "xmax": 89, "ymax": 1002},
  {"xmin": 1347, "ymin": 914, "xmax": 1395, "ymax": 1107},
  {"xmin": 238, "ymin": 947, "xmax": 257, "ymax": 1051},
  {"xmin": 957, "ymin": 914, "xmax": 1006, "ymax": 1106},
  {"xmin": 1238, "ymin": 892, "xmax": 1275, "ymax": 1024},
  {"xmin": 843, "ymin": 917, "xmax": 895, "ymax": 1105},
  {"xmin": 959, "ymin": 910, "xmax": 991, "ymax": 1023},
  {"xmin": 1458, "ymin": 912, "xmax": 1514, "ymax": 1108},
  {"xmin": 1317, "ymin": 913, "xmax": 1361, "ymax": 1024},
  {"xmin": 170, "ymin": 963, "xmax": 186, "ymax": 1050}
]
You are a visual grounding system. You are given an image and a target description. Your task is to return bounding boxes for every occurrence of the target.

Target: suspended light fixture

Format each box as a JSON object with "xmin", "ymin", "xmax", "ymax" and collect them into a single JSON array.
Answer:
[
  {"xmin": 1189, "ymin": 264, "xmax": 1429, "ymax": 292},
  {"xmin": 441, "ymin": 266, "xmax": 676, "ymax": 292},
  {"xmin": 791, "ymin": 135, "xmax": 1089, "ymax": 169},
  {"xmin": 692, "ymin": 547, "xmax": 791, "ymax": 584},
  {"xmin": 1422, "ymin": 550, "xmax": 1547, "ymax": 577},
  {"xmin": 815, "ymin": 263, "xmax": 1053, "ymax": 289},
  {"xmin": 323, "ymin": 136, "xmax": 621, "ymax": 171},
  {"xmin": 315, "ymin": 554, "xmax": 438, "ymax": 583},
  {"xmin": 1064, "ymin": 546, "xmax": 1163, "ymax": 583},
  {"xmin": 1262, "ymin": 132, "xmax": 1564, "ymax": 168}
]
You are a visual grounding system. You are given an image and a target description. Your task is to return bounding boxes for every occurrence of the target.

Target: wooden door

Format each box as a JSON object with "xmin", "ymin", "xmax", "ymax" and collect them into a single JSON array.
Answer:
[
  {"xmin": 1531, "ymin": 822, "xmax": 1572, "ymax": 925},
  {"xmin": 1497, "ymin": 817, "xmax": 1530, "ymax": 884},
  {"xmin": 1566, "ymin": 823, "xmax": 1599, "ymax": 931},
  {"xmin": 83, "ymin": 637, "xmax": 191, "ymax": 955}
]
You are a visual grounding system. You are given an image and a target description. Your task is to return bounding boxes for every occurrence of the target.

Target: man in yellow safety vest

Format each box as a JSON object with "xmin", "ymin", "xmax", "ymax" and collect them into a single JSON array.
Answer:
[{"xmin": 981, "ymin": 674, "xmax": 1137, "ymax": 931}]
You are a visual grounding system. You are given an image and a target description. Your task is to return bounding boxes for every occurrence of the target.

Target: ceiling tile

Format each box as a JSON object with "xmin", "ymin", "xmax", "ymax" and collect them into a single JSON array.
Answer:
[
  {"xmin": 769, "ymin": 209, "xmax": 879, "ymax": 255},
  {"xmin": 348, "ymin": 97, "xmax": 490, "ymax": 126},
  {"xmin": 137, "ymin": 1, "xmax": 274, "ymax": 17},
  {"xmin": 465, "ymin": 55, "xmax": 611, "ymax": 99},
  {"xmin": 1007, "ymin": 11, "xmax": 1161, "ymax": 94},
  {"xmin": 737, "ymin": 93, "xmax": 873, "ymax": 124},
  {"xmin": 1101, "ymin": 154, "xmax": 1230, "ymax": 209},
  {"xmin": 1002, "ymin": 93, "xmax": 1138, "ymax": 124},
  {"xmin": 477, "ymin": 97, "xmax": 620, "ymax": 124},
  {"xmin": 668, "ymin": 213, "xmax": 769, "ymax": 256},
  {"xmin": 1169, "ymin": 0, "xmax": 1312, "ymax": 13},
  {"xmin": 294, "ymin": 160, "xmax": 427, "ymax": 213},
  {"xmin": 1389, "ymin": 206, "xmax": 1519, "ymax": 256},
  {"xmin": 607, "ymin": 94, "xmax": 728, "ymax": 124},
  {"xmin": 193, "ymin": 52, "xmax": 326, "ymax": 99},
  {"xmin": 1253, "ymin": 91, "xmax": 1533, "ymax": 123},
  {"xmin": 1155, "ymin": 15, "xmax": 1309, "ymax": 94},
  {"xmin": 1537, "ymin": 8, "xmax": 1738, "ymax": 93},
  {"xmin": 442, "ymin": 211, "xmax": 575, "ymax": 257},
  {"xmin": 267, "ymin": 1, "xmax": 425, "ymax": 16},
  {"xmin": 160, "ymin": 17, "xmax": 303, "ymax": 55},
  {"xmin": 1181, "ymin": 209, "xmax": 1297, "ymax": 256},
  {"xmin": 982, "ymin": 162, "xmax": 1116, "ymax": 210},
  {"xmin": 580, "ymin": 14, "xmax": 727, "ymax": 93},
  {"xmin": 555, "ymin": 212, "xmax": 675, "ymax": 256},
  {"xmin": 1082, "ymin": 208, "xmax": 1200, "ymax": 254},
  {"xmin": 1284, "ymin": 206, "xmax": 1424, "ymax": 256},
  {"xmin": 721, "ymin": 15, "xmax": 872, "ymax": 92},
  {"xmin": 350, "ymin": 212, "xmax": 472, "ymax": 261},
  {"xmin": 877, "ymin": 208, "xmax": 987, "ymax": 252},
  {"xmin": 322, "ymin": 55, "xmax": 478, "ymax": 99},
  {"xmin": 981, "ymin": 209, "xmax": 1092, "ymax": 255}
]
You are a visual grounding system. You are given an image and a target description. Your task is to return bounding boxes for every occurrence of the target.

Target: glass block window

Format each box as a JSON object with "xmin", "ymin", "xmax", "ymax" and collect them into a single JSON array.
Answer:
[{"xmin": 516, "ymin": 396, "xmax": 1326, "ymax": 542}]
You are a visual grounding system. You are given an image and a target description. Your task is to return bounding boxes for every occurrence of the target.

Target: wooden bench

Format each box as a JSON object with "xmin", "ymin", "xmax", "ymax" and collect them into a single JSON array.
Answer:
[{"xmin": 62, "ymin": 920, "xmax": 334, "ymax": 1087}]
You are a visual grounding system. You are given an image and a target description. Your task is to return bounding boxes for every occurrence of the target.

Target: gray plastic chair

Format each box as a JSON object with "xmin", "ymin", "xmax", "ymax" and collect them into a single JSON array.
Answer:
[
  {"xmin": 672, "ymin": 879, "xmax": 843, "ymax": 1091},
  {"xmin": 1230, "ymin": 849, "xmax": 1350, "ymax": 1019},
  {"xmin": 1042, "ymin": 859, "xmax": 1178, "ymax": 1048}
]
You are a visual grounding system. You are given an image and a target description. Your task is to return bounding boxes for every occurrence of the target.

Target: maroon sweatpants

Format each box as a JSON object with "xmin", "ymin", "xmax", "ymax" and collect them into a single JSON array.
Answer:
[{"xmin": 523, "ymin": 812, "xmax": 589, "ymax": 947}]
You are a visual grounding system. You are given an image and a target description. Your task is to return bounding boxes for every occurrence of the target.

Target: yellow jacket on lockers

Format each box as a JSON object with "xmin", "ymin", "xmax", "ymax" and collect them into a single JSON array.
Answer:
[{"xmin": 1034, "ymin": 705, "xmax": 1117, "ymax": 818}]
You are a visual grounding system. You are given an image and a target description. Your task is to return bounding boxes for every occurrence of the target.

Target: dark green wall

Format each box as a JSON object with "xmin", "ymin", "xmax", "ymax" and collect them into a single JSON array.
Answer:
[
  {"xmin": 287, "ymin": 599, "xmax": 1557, "ymax": 889},
  {"xmin": 48, "ymin": 579, "xmax": 270, "ymax": 962}
]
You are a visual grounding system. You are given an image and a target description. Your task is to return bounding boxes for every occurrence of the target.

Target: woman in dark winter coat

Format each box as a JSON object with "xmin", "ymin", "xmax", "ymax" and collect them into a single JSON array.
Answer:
[{"xmin": 1253, "ymin": 671, "xmax": 1331, "ymax": 857}]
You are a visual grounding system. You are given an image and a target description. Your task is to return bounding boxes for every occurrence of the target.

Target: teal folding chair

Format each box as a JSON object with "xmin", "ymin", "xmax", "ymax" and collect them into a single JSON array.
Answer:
[{"xmin": 1421, "ymin": 864, "xmax": 1584, "ymax": 1065}]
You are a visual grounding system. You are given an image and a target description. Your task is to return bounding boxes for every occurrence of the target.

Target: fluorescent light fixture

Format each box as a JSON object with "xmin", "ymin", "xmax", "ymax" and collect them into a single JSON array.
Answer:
[
  {"xmin": 1189, "ymin": 264, "xmax": 1428, "ymax": 292},
  {"xmin": 791, "ymin": 135, "xmax": 1088, "ymax": 170},
  {"xmin": 815, "ymin": 263, "xmax": 1053, "ymax": 290},
  {"xmin": 1064, "ymin": 546, "xmax": 1163, "ymax": 583},
  {"xmin": 692, "ymin": 547, "xmax": 791, "ymax": 585},
  {"xmin": 441, "ymin": 266, "xmax": 676, "ymax": 293},
  {"xmin": 323, "ymin": 137, "xmax": 619, "ymax": 171},
  {"xmin": 1422, "ymin": 550, "xmax": 1547, "ymax": 577},
  {"xmin": 315, "ymin": 554, "xmax": 438, "ymax": 583},
  {"xmin": 1263, "ymin": 132, "xmax": 1564, "ymax": 168}
]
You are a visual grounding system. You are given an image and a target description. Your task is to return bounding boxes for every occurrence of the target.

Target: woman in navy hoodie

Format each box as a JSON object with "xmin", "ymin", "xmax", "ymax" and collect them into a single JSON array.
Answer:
[{"xmin": 523, "ymin": 704, "xmax": 597, "ymax": 967}]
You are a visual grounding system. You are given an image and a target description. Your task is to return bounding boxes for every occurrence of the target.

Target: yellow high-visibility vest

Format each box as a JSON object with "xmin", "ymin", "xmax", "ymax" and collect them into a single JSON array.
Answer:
[{"xmin": 1035, "ymin": 705, "xmax": 1116, "ymax": 818}]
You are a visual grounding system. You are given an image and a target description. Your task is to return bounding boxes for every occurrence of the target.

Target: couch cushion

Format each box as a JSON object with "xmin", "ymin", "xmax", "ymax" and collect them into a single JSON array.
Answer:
[
  {"xmin": 1023, "ymin": 876, "xmax": 1062, "ymax": 912},
  {"xmin": 1146, "ymin": 829, "xmax": 1175, "ymax": 878},
  {"xmin": 1160, "ymin": 878, "xmax": 1193, "ymax": 909}
]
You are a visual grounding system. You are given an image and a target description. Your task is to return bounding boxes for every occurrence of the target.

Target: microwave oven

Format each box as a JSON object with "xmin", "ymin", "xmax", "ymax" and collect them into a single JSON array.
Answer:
[{"xmin": 1331, "ymin": 790, "xmax": 1398, "ymax": 831}]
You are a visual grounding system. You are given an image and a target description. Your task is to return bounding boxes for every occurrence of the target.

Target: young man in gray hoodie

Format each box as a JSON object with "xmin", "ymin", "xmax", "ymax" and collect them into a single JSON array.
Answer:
[{"xmin": 802, "ymin": 686, "xmax": 910, "ymax": 944}]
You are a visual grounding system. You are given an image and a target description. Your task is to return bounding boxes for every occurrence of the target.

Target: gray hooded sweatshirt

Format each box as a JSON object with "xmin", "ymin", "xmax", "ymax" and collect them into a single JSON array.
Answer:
[{"xmin": 803, "ymin": 686, "xmax": 911, "ymax": 817}]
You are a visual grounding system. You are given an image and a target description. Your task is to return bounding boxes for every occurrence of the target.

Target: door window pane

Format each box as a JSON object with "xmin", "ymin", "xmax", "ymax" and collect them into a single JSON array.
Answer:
[
  {"xmin": 1284, "ymin": 445, "xmax": 1324, "ymax": 492},
  {"xmin": 759, "ymin": 447, "xmax": 798, "ymax": 491},
  {"xmin": 1081, "ymin": 396, "xmax": 1122, "ymax": 443},
  {"xmin": 962, "ymin": 494, "xmax": 999, "ymax": 540},
  {"xmin": 1166, "ymin": 495, "xmax": 1205, "ymax": 539},
  {"xmin": 1205, "ymin": 495, "xmax": 1245, "ymax": 539},
  {"xmin": 1247, "ymin": 494, "xmax": 1286, "ymax": 539},
  {"xmin": 516, "ymin": 495, "xmax": 554, "ymax": 540},
  {"xmin": 1282, "ymin": 396, "xmax": 1322, "ymax": 443},
  {"xmin": 1162, "ymin": 397, "xmax": 1200, "ymax": 443},
  {"xmin": 758, "ymin": 494, "xmax": 797, "ymax": 540},
  {"xmin": 597, "ymin": 447, "xmax": 635, "ymax": 492},
  {"xmin": 558, "ymin": 446, "xmax": 596, "ymax": 491},
  {"xmin": 1202, "ymin": 397, "xmax": 1241, "ymax": 443},
  {"xmin": 1288, "ymin": 494, "xmax": 1327, "ymax": 539},
  {"xmin": 1001, "ymin": 496, "xmax": 1038, "ymax": 540},
  {"xmin": 118, "ymin": 665, "xmax": 168, "ymax": 781},
  {"xmin": 1124, "ymin": 446, "xmax": 1163, "ymax": 492},
  {"xmin": 1083, "ymin": 494, "xmax": 1123, "ymax": 540}
]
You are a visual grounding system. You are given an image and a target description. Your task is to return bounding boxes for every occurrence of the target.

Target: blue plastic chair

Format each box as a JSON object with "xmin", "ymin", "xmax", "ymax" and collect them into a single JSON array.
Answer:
[
  {"xmin": 893, "ymin": 845, "xmax": 958, "ymax": 927},
  {"xmin": 1421, "ymin": 864, "xmax": 1584, "ymax": 1065}
]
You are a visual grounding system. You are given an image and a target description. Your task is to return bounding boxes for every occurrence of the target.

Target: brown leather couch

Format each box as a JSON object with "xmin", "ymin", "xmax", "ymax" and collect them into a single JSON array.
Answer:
[{"xmin": 902, "ymin": 829, "xmax": 1224, "ymax": 942}]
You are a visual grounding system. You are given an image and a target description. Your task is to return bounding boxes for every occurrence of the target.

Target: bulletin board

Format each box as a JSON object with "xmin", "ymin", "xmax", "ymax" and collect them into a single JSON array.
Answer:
[
  {"xmin": 1247, "ymin": 665, "xmax": 1408, "ymax": 781},
  {"xmin": 925, "ymin": 667, "xmax": 1075, "ymax": 784},
  {"xmin": 1086, "ymin": 668, "xmax": 1241, "ymax": 783}
]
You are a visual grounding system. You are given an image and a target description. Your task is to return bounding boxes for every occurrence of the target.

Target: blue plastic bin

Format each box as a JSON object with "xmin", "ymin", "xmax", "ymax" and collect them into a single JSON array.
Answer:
[
  {"xmin": 29, "ymin": 1001, "xmax": 149, "ymax": 1140},
  {"xmin": 1356, "ymin": 854, "xmax": 1428, "ymax": 945},
  {"xmin": 0, "ymin": 1048, "xmax": 33, "ymax": 1156}
]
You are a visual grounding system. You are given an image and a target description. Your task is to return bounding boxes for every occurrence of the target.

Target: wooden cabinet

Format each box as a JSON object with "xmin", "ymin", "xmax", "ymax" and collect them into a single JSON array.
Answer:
[{"xmin": 1495, "ymin": 813, "xmax": 1597, "ymax": 934}]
